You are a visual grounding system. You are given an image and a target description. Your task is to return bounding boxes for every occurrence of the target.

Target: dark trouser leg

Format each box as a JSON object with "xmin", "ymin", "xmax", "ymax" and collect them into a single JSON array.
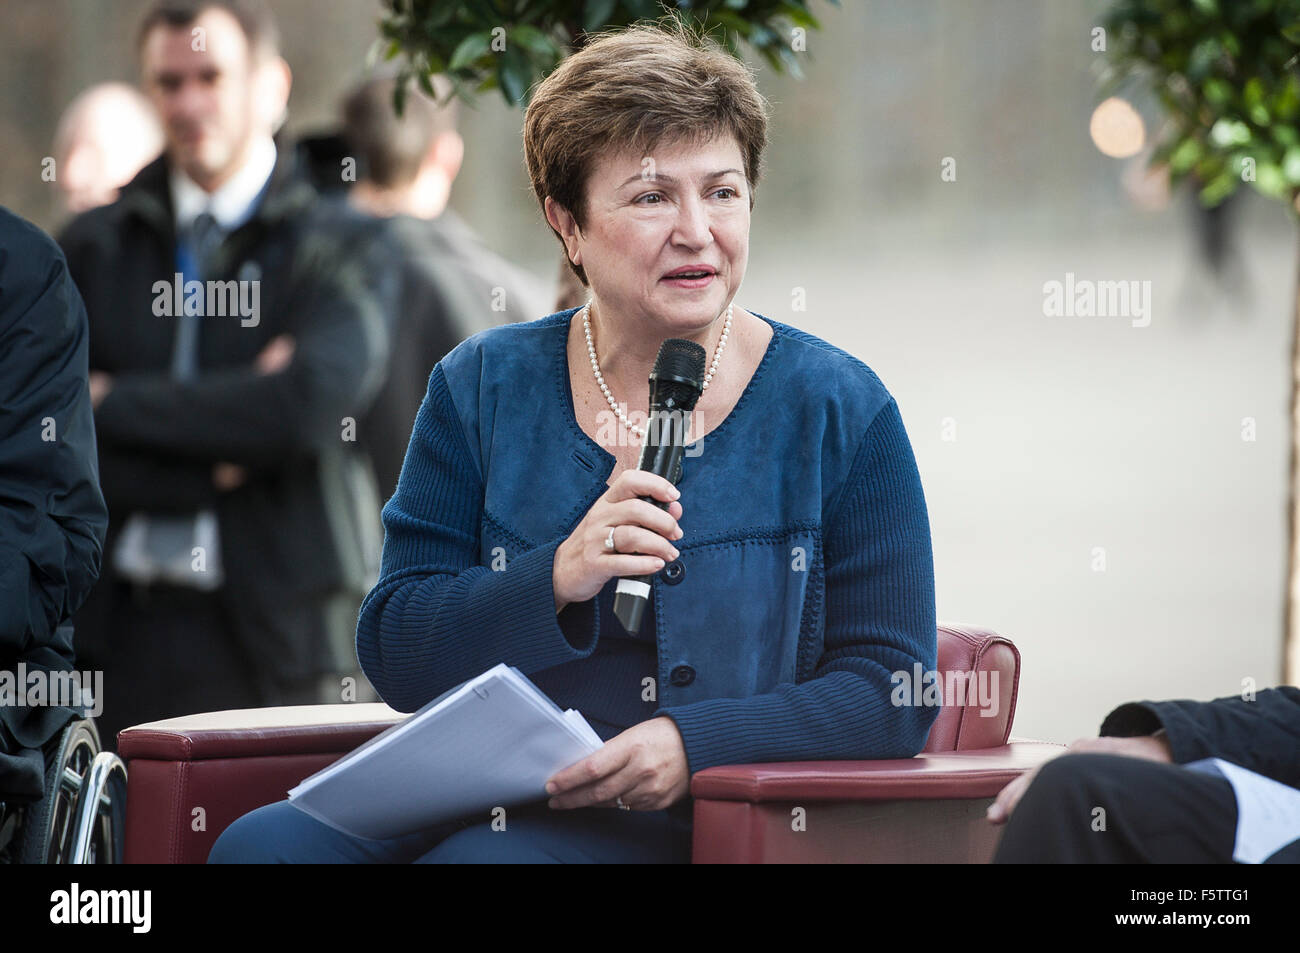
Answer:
[
  {"xmin": 208, "ymin": 798, "xmax": 696, "ymax": 865},
  {"xmin": 93, "ymin": 581, "xmax": 262, "ymax": 751},
  {"xmin": 207, "ymin": 799, "xmax": 468, "ymax": 863},
  {"xmin": 415, "ymin": 799, "xmax": 695, "ymax": 863},
  {"xmin": 235, "ymin": 590, "xmax": 381, "ymax": 708},
  {"xmin": 993, "ymin": 753, "xmax": 1238, "ymax": 863}
]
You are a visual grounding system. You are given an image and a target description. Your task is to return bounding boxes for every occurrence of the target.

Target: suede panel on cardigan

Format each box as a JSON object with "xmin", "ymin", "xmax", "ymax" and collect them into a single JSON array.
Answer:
[{"xmin": 356, "ymin": 307, "xmax": 939, "ymax": 775}]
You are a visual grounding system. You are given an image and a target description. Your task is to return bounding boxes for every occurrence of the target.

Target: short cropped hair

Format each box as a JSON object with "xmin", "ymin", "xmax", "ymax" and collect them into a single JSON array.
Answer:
[
  {"xmin": 136, "ymin": 0, "xmax": 280, "ymax": 62},
  {"xmin": 523, "ymin": 16, "xmax": 770, "ymax": 287},
  {"xmin": 342, "ymin": 75, "xmax": 458, "ymax": 189}
]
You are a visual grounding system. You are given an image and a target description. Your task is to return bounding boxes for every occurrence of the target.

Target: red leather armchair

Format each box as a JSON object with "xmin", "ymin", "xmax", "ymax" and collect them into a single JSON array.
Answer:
[
  {"xmin": 118, "ymin": 622, "xmax": 1062, "ymax": 863},
  {"xmin": 691, "ymin": 623, "xmax": 1063, "ymax": 861}
]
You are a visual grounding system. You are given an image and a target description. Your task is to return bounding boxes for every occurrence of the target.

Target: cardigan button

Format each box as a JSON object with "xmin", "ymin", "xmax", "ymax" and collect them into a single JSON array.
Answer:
[
  {"xmin": 669, "ymin": 665, "xmax": 696, "ymax": 687},
  {"xmin": 660, "ymin": 558, "xmax": 685, "ymax": 584}
]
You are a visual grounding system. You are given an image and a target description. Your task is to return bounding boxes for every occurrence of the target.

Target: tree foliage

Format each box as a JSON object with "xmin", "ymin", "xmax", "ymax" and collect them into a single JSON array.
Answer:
[
  {"xmin": 1101, "ymin": 0, "xmax": 1300, "ymax": 208},
  {"xmin": 374, "ymin": 0, "xmax": 837, "ymax": 113}
]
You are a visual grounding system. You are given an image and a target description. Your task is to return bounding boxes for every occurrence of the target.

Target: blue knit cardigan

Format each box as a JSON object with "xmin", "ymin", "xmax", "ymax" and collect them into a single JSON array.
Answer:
[{"xmin": 356, "ymin": 308, "xmax": 939, "ymax": 775}]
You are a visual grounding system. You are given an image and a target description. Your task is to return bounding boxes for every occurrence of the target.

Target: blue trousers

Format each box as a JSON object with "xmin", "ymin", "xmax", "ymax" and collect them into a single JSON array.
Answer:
[{"xmin": 207, "ymin": 797, "xmax": 694, "ymax": 863}]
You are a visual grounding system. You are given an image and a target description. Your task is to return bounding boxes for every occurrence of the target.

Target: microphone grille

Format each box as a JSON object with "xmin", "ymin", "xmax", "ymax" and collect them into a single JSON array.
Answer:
[{"xmin": 650, "ymin": 338, "xmax": 707, "ymax": 410}]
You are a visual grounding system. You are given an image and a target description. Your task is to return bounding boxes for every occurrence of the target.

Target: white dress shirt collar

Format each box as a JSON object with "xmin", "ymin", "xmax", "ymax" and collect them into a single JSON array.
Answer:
[{"xmin": 170, "ymin": 135, "xmax": 278, "ymax": 232}]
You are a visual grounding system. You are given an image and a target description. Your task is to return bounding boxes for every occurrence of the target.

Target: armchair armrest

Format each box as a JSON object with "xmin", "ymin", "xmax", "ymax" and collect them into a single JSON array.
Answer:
[
  {"xmin": 119, "ymin": 704, "xmax": 405, "ymax": 864},
  {"xmin": 689, "ymin": 741, "xmax": 1065, "ymax": 863}
]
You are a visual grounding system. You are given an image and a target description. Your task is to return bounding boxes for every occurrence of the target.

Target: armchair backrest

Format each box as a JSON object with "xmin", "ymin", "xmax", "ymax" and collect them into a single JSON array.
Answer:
[{"xmin": 921, "ymin": 623, "xmax": 1021, "ymax": 753}]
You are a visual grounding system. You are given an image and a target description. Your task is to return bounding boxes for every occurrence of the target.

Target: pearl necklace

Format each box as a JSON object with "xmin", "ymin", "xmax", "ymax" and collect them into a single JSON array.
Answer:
[{"xmin": 583, "ymin": 301, "xmax": 733, "ymax": 439}]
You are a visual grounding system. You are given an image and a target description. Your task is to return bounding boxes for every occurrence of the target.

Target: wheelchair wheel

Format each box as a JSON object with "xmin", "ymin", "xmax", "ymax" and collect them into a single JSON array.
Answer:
[{"xmin": 16, "ymin": 718, "xmax": 126, "ymax": 863}]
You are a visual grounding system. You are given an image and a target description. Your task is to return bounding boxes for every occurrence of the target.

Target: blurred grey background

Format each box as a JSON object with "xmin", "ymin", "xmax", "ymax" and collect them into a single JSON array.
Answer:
[{"xmin": 2, "ymin": 0, "xmax": 1292, "ymax": 744}]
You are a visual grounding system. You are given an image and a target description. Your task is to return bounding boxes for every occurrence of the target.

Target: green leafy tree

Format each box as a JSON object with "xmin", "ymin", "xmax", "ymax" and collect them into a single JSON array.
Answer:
[
  {"xmin": 1100, "ymin": 0, "xmax": 1300, "ymax": 681},
  {"xmin": 374, "ymin": 0, "xmax": 837, "ymax": 111}
]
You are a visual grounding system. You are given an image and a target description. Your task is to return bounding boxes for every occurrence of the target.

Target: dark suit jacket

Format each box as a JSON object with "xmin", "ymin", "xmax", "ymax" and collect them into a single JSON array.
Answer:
[
  {"xmin": 0, "ymin": 207, "xmax": 108, "ymax": 798},
  {"xmin": 1101, "ymin": 686, "xmax": 1300, "ymax": 790},
  {"xmin": 58, "ymin": 142, "xmax": 396, "ymax": 683}
]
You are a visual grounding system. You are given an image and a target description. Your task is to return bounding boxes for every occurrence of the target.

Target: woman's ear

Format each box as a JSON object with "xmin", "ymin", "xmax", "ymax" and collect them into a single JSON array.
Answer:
[{"xmin": 544, "ymin": 197, "xmax": 581, "ymax": 266}]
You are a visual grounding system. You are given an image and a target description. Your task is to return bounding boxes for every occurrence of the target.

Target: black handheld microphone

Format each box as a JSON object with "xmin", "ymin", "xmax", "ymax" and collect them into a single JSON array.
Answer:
[{"xmin": 612, "ymin": 338, "xmax": 707, "ymax": 634}]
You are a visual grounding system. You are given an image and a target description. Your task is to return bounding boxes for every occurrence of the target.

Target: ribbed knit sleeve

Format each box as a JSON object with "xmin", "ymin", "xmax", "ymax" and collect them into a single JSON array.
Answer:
[
  {"xmin": 355, "ymin": 363, "xmax": 600, "ymax": 712},
  {"xmin": 653, "ymin": 397, "xmax": 939, "ymax": 773}
]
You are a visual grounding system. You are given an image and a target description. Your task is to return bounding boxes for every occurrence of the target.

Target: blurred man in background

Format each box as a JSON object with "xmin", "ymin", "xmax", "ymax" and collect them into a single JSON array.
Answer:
[
  {"xmin": 340, "ymin": 74, "xmax": 549, "ymax": 496},
  {"xmin": 52, "ymin": 83, "xmax": 165, "ymax": 218},
  {"xmin": 59, "ymin": 0, "xmax": 393, "ymax": 749}
]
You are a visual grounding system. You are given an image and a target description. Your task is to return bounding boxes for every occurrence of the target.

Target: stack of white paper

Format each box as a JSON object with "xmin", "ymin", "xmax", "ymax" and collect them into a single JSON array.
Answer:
[{"xmin": 287, "ymin": 663, "xmax": 604, "ymax": 840}]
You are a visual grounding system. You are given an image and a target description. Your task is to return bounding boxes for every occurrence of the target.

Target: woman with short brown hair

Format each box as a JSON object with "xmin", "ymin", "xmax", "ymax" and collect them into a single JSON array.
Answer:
[{"xmin": 211, "ymin": 15, "xmax": 938, "ymax": 864}]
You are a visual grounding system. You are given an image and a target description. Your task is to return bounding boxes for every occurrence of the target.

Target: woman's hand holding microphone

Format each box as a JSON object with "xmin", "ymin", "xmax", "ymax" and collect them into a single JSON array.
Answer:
[
  {"xmin": 546, "ymin": 469, "xmax": 690, "ymax": 811},
  {"xmin": 551, "ymin": 469, "xmax": 684, "ymax": 613}
]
